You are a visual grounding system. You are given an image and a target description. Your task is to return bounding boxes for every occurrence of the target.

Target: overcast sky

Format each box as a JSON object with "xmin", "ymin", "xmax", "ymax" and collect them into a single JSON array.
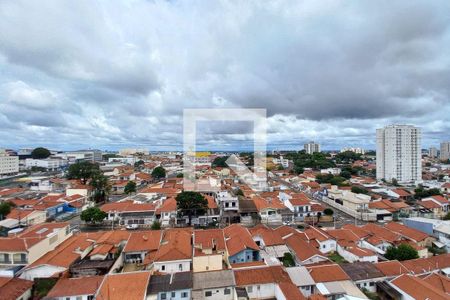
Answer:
[{"xmin": 1, "ymin": 0, "xmax": 450, "ymax": 151}]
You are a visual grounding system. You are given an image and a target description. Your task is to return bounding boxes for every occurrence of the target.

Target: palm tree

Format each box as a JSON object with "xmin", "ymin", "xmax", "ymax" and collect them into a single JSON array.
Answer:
[{"xmin": 90, "ymin": 172, "xmax": 111, "ymax": 203}]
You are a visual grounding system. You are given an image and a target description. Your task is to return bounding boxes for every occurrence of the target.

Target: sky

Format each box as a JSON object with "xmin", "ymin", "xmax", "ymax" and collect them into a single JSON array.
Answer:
[{"xmin": 1, "ymin": 0, "xmax": 450, "ymax": 151}]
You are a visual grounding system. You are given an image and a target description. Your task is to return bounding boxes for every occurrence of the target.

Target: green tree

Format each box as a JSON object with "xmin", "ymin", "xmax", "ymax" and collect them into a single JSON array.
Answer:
[
  {"xmin": 0, "ymin": 202, "xmax": 13, "ymax": 220},
  {"xmin": 31, "ymin": 147, "xmax": 51, "ymax": 159},
  {"xmin": 351, "ymin": 186, "xmax": 369, "ymax": 194},
  {"xmin": 212, "ymin": 156, "xmax": 229, "ymax": 168},
  {"xmin": 67, "ymin": 161, "xmax": 100, "ymax": 184},
  {"xmin": 282, "ymin": 252, "xmax": 295, "ymax": 267},
  {"xmin": 324, "ymin": 208, "xmax": 334, "ymax": 216},
  {"xmin": 124, "ymin": 181, "xmax": 137, "ymax": 195},
  {"xmin": 443, "ymin": 212, "xmax": 450, "ymax": 221},
  {"xmin": 235, "ymin": 189, "xmax": 244, "ymax": 196},
  {"xmin": 134, "ymin": 160, "xmax": 145, "ymax": 169},
  {"xmin": 90, "ymin": 171, "xmax": 110, "ymax": 203},
  {"xmin": 391, "ymin": 178, "xmax": 399, "ymax": 186},
  {"xmin": 340, "ymin": 170, "xmax": 352, "ymax": 179},
  {"xmin": 176, "ymin": 191, "xmax": 208, "ymax": 226},
  {"xmin": 414, "ymin": 187, "xmax": 441, "ymax": 199},
  {"xmin": 151, "ymin": 166, "xmax": 166, "ymax": 179},
  {"xmin": 80, "ymin": 207, "xmax": 107, "ymax": 224},
  {"xmin": 176, "ymin": 173, "xmax": 184, "ymax": 178},
  {"xmin": 384, "ymin": 244, "xmax": 419, "ymax": 261},
  {"xmin": 151, "ymin": 221, "xmax": 161, "ymax": 230}
]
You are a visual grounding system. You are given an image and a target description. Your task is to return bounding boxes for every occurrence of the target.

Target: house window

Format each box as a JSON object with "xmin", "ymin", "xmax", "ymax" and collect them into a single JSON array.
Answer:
[
  {"xmin": 224, "ymin": 288, "xmax": 231, "ymax": 295},
  {"xmin": 181, "ymin": 292, "xmax": 188, "ymax": 298},
  {"xmin": 369, "ymin": 282, "xmax": 374, "ymax": 286},
  {"xmin": 205, "ymin": 291, "xmax": 212, "ymax": 297},
  {"xmin": 171, "ymin": 292, "xmax": 176, "ymax": 297},
  {"xmin": 322, "ymin": 244, "xmax": 326, "ymax": 249},
  {"xmin": 76, "ymin": 297, "xmax": 82, "ymax": 300},
  {"xmin": 161, "ymin": 293, "xmax": 166, "ymax": 300},
  {"xmin": 257, "ymin": 285, "xmax": 260, "ymax": 291},
  {"xmin": 247, "ymin": 286, "xmax": 253, "ymax": 293},
  {"xmin": 161, "ymin": 265, "xmax": 165, "ymax": 271},
  {"xmin": 179, "ymin": 264, "xmax": 183, "ymax": 271}
]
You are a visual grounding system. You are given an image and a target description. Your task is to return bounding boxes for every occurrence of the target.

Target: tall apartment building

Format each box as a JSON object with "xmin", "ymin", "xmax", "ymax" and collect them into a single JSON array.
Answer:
[
  {"xmin": 0, "ymin": 149, "xmax": 19, "ymax": 175},
  {"xmin": 304, "ymin": 141, "xmax": 320, "ymax": 154},
  {"xmin": 341, "ymin": 147, "xmax": 365, "ymax": 154},
  {"xmin": 376, "ymin": 125, "xmax": 422, "ymax": 183},
  {"xmin": 429, "ymin": 147, "xmax": 438, "ymax": 158},
  {"xmin": 440, "ymin": 142, "xmax": 450, "ymax": 161}
]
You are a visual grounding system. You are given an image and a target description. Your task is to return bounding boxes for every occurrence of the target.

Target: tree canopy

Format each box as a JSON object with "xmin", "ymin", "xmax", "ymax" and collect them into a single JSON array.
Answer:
[
  {"xmin": 334, "ymin": 151, "xmax": 362, "ymax": 163},
  {"xmin": 151, "ymin": 166, "xmax": 166, "ymax": 179},
  {"xmin": 285, "ymin": 151, "xmax": 335, "ymax": 171},
  {"xmin": 212, "ymin": 156, "xmax": 229, "ymax": 168},
  {"xmin": 324, "ymin": 208, "xmax": 334, "ymax": 216},
  {"xmin": 90, "ymin": 171, "xmax": 110, "ymax": 203},
  {"xmin": 124, "ymin": 181, "xmax": 137, "ymax": 194},
  {"xmin": 0, "ymin": 202, "xmax": 13, "ymax": 220},
  {"xmin": 351, "ymin": 186, "xmax": 369, "ymax": 194},
  {"xmin": 175, "ymin": 191, "xmax": 208, "ymax": 226},
  {"xmin": 316, "ymin": 173, "xmax": 348, "ymax": 186},
  {"xmin": 282, "ymin": 252, "xmax": 295, "ymax": 267},
  {"xmin": 31, "ymin": 147, "xmax": 51, "ymax": 159},
  {"xmin": 414, "ymin": 187, "xmax": 441, "ymax": 199},
  {"xmin": 384, "ymin": 244, "xmax": 419, "ymax": 261},
  {"xmin": 80, "ymin": 207, "xmax": 107, "ymax": 224},
  {"xmin": 67, "ymin": 161, "xmax": 100, "ymax": 184}
]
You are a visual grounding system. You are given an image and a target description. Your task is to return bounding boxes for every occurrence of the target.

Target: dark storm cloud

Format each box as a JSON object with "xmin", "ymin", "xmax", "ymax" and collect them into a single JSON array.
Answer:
[{"xmin": 0, "ymin": 0, "xmax": 449, "ymax": 149}]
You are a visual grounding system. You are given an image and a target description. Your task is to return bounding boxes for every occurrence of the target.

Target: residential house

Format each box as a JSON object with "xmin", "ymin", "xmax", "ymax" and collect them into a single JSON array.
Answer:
[
  {"xmin": 153, "ymin": 229, "xmax": 193, "ymax": 274},
  {"xmin": 147, "ymin": 272, "xmax": 193, "ymax": 300},
  {"xmin": 285, "ymin": 266, "xmax": 316, "ymax": 297},
  {"xmin": 304, "ymin": 226, "xmax": 337, "ymax": 254},
  {"xmin": 0, "ymin": 223, "xmax": 71, "ymax": 271},
  {"xmin": 193, "ymin": 229, "xmax": 226, "ymax": 272},
  {"xmin": 215, "ymin": 191, "xmax": 239, "ymax": 224},
  {"xmin": 326, "ymin": 229, "xmax": 377, "ymax": 263},
  {"xmin": 249, "ymin": 224, "xmax": 290, "ymax": 263},
  {"xmin": 192, "ymin": 270, "xmax": 236, "ymax": 300},
  {"xmin": 46, "ymin": 276, "xmax": 104, "ymax": 300},
  {"xmin": 101, "ymin": 201, "xmax": 156, "ymax": 227},
  {"xmin": 384, "ymin": 222, "xmax": 434, "ymax": 248},
  {"xmin": 223, "ymin": 224, "xmax": 260, "ymax": 265},
  {"xmin": 387, "ymin": 274, "xmax": 449, "ymax": 300},
  {"xmin": 233, "ymin": 266, "xmax": 295, "ymax": 300},
  {"xmin": 306, "ymin": 264, "xmax": 367, "ymax": 299},
  {"xmin": 156, "ymin": 197, "xmax": 177, "ymax": 227},
  {"xmin": 252, "ymin": 196, "xmax": 285, "ymax": 225},
  {"xmin": 420, "ymin": 195, "xmax": 450, "ymax": 217},
  {"xmin": 96, "ymin": 271, "xmax": 151, "ymax": 300},
  {"xmin": 6, "ymin": 208, "xmax": 46, "ymax": 226},
  {"xmin": 122, "ymin": 230, "xmax": 162, "ymax": 269},
  {"xmin": 341, "ymin": 262, "xmax": 385, "ymax": 293},
  {"xmin": 285, "ymin": 232, "xmax": 329, "ymax": 266},
  {"xmin": 0, "ymin": 276, "xmax": 33, "ymax": 300}
]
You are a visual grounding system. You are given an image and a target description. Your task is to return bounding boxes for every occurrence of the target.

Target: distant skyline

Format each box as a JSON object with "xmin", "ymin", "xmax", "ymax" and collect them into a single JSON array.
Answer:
[{"xmin": 1, "ymin": 1, "xmax": 450, "ymax": 150}]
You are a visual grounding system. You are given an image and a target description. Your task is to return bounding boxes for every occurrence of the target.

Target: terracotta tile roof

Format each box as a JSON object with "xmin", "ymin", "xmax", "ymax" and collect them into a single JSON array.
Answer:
[
  {"xmin": 419, "ymin": 200, "xmax": 442, "ymax": 209},
  {"xmin": 89, "ymin": 244, "xmax": 114, "ymax": 257},
  {"xmin": 140, "ymin": 187, "xmax": 180, "ymax": 197},
  {"xmin": 8, "ymin": 198, "xmax": 40, "ymax": 207},
  {"xmin": 384, "ymin": 222, "xmax": 429, "ymax": 242},
  {"xmin": 194, "ymin": 229, "xmax": 226, "ymax": 256},
  {"xmin": 422, "ymin": 273, "xmax": 450, "ymax": 294},
  {"xmin": 18, "ymin": 222, "xmax": 69, "ymax": 239},
  {"xmin": 304, "ymin": 226, "xmax": 332, "ymax": 242},
  {"xmin": 289, "ymin": 193, "xmax": 311, "ymax": 206},
  {"xmin": 306, "ymin": 264, "xmax": 350, "ymax": 282},
  {"xmin": 26, "ymin": 234, "xmax": 95, "ymax": 270},
  {"xmin": 374, "ymin": 260, "xmax": 409, "ymax": 277},
  {"xmin": 154, "ymin": 229, "xmax": 192, "ymax": 262},
  {"xmin": 393, "ymin": 189, "xmax": 411, "ymax": 197},
  {"xmin": 96, "ymin": 271, "xmax": 151, "ymax": 300},
  {"xmin": 401, "ymin": 254, "xmax": 450, "ymax": 274},
  {"xmin": 123, "ymin": 230, "xmax": 162, "ymax": 253},
  {"xmin": 428, "ymin": 195, "xmax": 449, "ymax": 204},
  {"xmin": 224, "ymin": 224, "xmax": 259, "ymax": 257},
  {"xmin": 308, "ymin": 294, "xmax": 327, "ymax": 300},
  {"xmin": 230, "ymin": 261, "xmax": 267, "ymax": 269},
  {"xmin": 6, "ymin": 208, "xmax": 38, "ymax": 220},
  {"xmin": 249, "ymin": 224, "xmax": 284, "ymax": 246},
  {"xmin": 390, "ymin": 274, "xmax": 450, "ymax": 300},
  {"xmin": 101, "ymin": 200, "xmax": 156, "ymax": 213},
  {"xmin": 234, "ymin": 266, "xmax": 291, "ymax": 286},
  {"xmin": 278, "ymin": 282, "xmax": 307, "ymax": 300},
  {"xmin": 274, "ymin": 225, "xmax": 297, "ymax": 239},
  {"xmin": 0, "ymin": 277, "xmax": 33, "ymax": 300},
  {"xmin": 156, "ymin": 197, "xmax": 177, "ymax": 213},
  {"xmin": 252, "ymin": 196, "xmax": 286, "ymax": 211},
  {"xmin": 203, "ymin": 194, "xmax": 218, "ymax": 209},
  {"xmin": 346, "ymin": 246, "xmax": 376, "ymax": 257},
  {"xmin": 361, "ymin": 223, "xmax": 401, "ymax": 243},
  {"xmin": 325, "ymin": 229, "xmax": 360, "ymax": 247},
  {"xmin": 285, "ymin": 233, "xmax": 323, "ymax": 262},
  {"xmin": 46, "ymin": 276, "xmax": 104, "ymax": 298},
  {"xmin": 0, "ymin": 188, "xmax": 25, "ymax": 196},
  {"xmin": 341, "ymin": 224, "xmax": 371, "ymax": 239}
]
